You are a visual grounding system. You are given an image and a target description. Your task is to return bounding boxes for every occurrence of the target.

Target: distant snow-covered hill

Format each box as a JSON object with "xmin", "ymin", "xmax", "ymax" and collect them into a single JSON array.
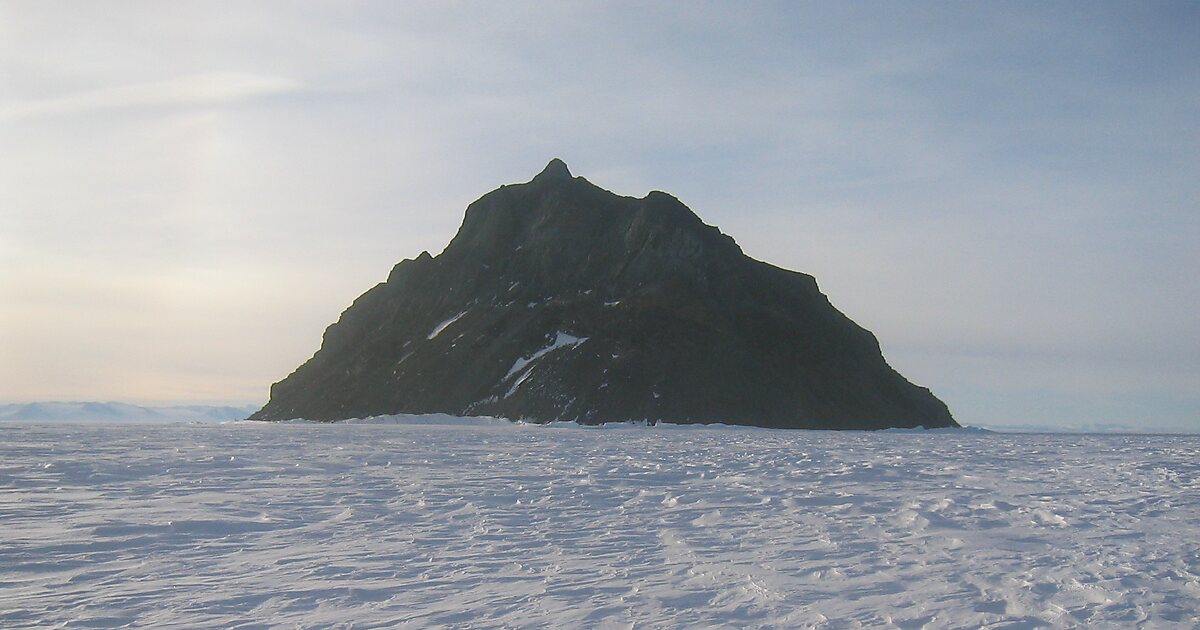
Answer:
[{"xmin": 0, "ymin": 402, "xmax": 258, "ymax": 423}]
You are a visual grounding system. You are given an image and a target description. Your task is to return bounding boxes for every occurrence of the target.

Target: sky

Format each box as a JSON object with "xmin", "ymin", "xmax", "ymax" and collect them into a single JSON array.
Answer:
[{"xmin": 1, "ymin": 1, "xmax": 1197, "ymax": 431}]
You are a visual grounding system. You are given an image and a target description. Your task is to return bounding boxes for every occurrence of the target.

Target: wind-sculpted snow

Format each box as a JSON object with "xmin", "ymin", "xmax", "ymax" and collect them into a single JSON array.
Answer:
[{"xmin": 1, "ymin": 423, "xmax": 1197, "ymax": 628}]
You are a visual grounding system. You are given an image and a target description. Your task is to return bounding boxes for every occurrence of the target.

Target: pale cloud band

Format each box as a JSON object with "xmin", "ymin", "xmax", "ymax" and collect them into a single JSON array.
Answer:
[{"xmin": 1, "ymin": 72, "xmax": 301, "ymax": 121}]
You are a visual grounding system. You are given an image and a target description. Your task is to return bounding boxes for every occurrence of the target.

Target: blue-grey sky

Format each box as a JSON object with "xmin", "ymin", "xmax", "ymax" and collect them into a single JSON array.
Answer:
[{"xmin": 2, "ymin": 1, "xmax": 1197, "ymax": 431}]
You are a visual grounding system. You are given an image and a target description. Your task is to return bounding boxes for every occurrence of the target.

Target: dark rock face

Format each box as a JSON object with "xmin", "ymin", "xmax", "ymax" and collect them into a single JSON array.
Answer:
[{"xmin": 249, "ymin": 159, "xmax": 957, "ymax": 429}]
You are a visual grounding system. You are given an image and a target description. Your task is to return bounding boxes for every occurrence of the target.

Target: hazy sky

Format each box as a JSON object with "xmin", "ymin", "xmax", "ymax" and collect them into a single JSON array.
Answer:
[{"xmin": 2, "ymin": 2, "xmax": 1197, "ymax": 431}]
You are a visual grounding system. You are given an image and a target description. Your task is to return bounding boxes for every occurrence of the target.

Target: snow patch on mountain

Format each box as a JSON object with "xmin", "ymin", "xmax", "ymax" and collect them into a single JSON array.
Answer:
[
  {"xmin": 504, "ymin": 331, "xmax": 590, "ymax": 381},
  {"xmin": 426, "ymin": 310, "xmax": 468, "ymax": 339}
]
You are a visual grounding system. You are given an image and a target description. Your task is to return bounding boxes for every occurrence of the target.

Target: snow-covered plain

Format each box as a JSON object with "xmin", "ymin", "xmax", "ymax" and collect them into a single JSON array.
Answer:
[
  {"xmin": 0, "ymin": 402, "xmax": 256, "ymax": 424},
  {"xmin": 1, "ymin": 419, "xmax": 1197, "ymax": 628}
]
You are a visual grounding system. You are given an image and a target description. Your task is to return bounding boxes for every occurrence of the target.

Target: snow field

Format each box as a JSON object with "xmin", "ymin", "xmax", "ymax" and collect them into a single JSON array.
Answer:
[{"xmin": 1, "ymin": 422, "xmax": 1197, "ymax": 628}]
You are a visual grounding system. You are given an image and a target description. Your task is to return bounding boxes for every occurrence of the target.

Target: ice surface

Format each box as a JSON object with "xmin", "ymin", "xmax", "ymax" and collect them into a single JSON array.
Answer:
[
  {"xmin": 336, "ymin": 413, "xmax": 512, "ymax": 426},
  {"xmin": 1, "ymin": 422, "xmax": 1197, "ymax": 628}
]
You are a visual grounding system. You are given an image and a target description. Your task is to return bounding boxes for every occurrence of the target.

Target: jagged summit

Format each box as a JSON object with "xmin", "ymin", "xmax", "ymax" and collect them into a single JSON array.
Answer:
[
  {"xmin": 443, "ymin": 161, "xmax": 734, "ymax": 291},
  {"xmin": 250, "ymin": 161, "xmax": 956, "ymax": 429},
  {"xmin": 533, "ymin": 157, "xmax": 572, "ymax": 181}
]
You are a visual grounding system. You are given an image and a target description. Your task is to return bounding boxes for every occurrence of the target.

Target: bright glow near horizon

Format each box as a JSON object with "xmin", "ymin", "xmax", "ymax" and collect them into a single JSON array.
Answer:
[{"xmin": 1, "ymin": 2, "xmax": 1197, "ymax": 431}]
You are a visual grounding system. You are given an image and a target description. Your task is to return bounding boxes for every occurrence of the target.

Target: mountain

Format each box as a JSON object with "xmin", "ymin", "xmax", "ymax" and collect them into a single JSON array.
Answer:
[
  {"xmin": 0, "ymin": 402, "xmax": 259, "ymax": 423},
  {"xmin": 250, "ymin": 159, "xmax": 956, "ymax": 429}
]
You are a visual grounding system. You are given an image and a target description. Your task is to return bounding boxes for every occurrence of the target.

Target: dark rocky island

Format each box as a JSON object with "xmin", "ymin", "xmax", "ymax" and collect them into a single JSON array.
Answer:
[{"xmin": 250, "ymin": 160, "xmax": 956, "ymax": 429}]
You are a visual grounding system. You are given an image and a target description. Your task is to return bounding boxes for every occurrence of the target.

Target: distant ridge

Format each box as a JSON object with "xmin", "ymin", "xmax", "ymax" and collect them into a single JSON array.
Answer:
[
  {"xmin": 251, "ymin": 159, "xmax": 956, "ymax": 430},
  {"xmin": 0, "ymin": 402, "xmax": 258, "ymax": 423}
]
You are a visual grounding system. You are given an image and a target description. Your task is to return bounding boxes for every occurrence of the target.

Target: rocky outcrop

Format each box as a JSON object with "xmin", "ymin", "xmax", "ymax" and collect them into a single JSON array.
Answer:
[{"xmin": 249, "ymin": 159, "xmax": 956, "ymax": 429}]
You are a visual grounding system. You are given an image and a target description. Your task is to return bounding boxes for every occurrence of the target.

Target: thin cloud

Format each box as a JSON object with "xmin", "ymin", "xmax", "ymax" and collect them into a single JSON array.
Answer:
[
  {"xmin": 0, "ymin": 2, "xmax": 1196, "ymax": 429},
  {"xmin": 0, "ymin": 72, "xmax": 301, "ymax": 121}
]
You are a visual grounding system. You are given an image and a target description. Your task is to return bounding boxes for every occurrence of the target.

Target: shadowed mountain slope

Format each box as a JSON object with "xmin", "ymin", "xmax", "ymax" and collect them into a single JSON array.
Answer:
[{"xmin": 250, "ymin": 159, "xmax": 956, "ymax": 429}]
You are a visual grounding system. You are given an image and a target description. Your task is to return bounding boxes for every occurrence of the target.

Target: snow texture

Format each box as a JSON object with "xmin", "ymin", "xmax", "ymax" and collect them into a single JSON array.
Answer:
[{"xmin": 1, "ymin": 421, "xmax": 1197, "ymax": 628}]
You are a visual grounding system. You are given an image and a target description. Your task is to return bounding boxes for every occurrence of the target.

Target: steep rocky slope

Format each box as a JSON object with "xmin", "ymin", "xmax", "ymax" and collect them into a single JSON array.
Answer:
[{"xmin": 250, "ymin": 159, "xmax": 956, "ymax": 429}]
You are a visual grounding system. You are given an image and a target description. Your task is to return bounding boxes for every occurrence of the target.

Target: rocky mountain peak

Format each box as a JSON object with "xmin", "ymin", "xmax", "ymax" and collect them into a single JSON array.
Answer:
[
  {"xmin": 446, "ymin": 161, "xmax": 734, "ymax": 275},
  {"xmin": 250, "ymin": 160, "xmax": 956, "ymax": 430},
  {"xmin": 532, "ymin": 157, "xmax": 573, "ymax": 182}
]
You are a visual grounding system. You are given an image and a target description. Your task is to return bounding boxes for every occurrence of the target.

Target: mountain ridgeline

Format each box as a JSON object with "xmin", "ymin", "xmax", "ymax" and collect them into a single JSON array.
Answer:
[{"xmin": 250, "ymin": 160, "xmax": 956, "ymax": 429}]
